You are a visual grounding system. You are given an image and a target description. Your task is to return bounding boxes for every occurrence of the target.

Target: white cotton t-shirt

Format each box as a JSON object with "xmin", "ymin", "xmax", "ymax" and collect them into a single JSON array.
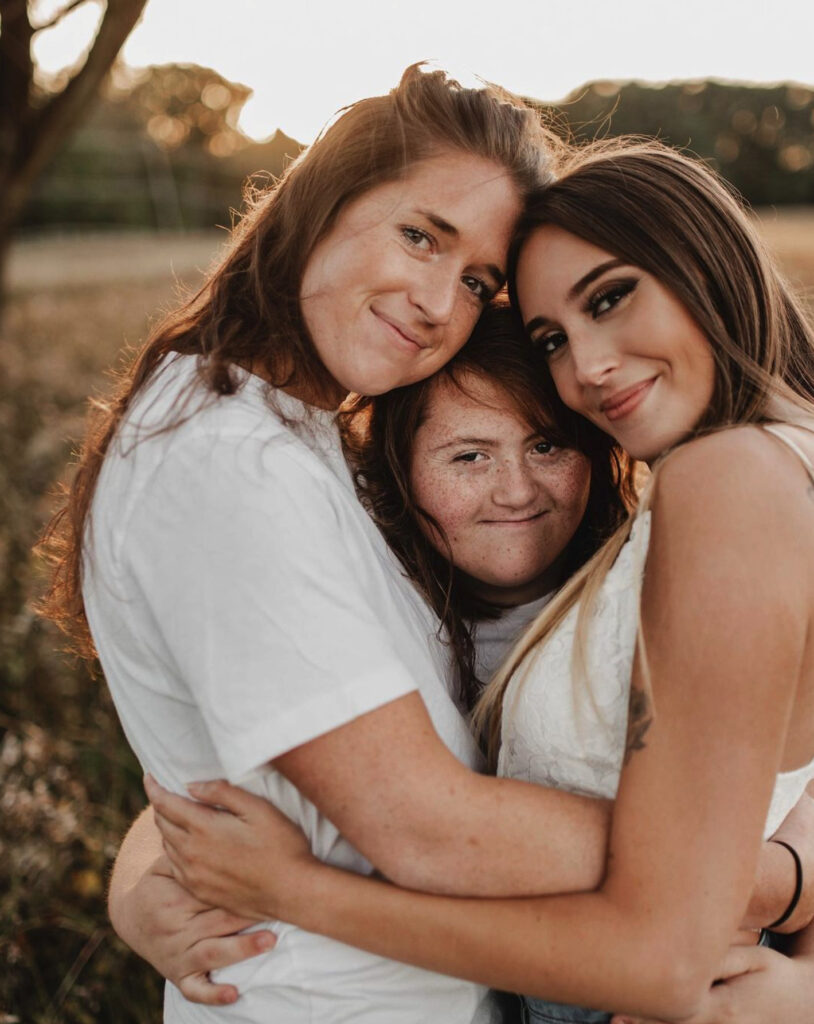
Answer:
[
  {"xmin": 82, "ymin": 355, "xmax": 495, "ymax": 1024},
  {"xmin": 473, "ymin": 593, "xmax": 556, "ymax": 686}
]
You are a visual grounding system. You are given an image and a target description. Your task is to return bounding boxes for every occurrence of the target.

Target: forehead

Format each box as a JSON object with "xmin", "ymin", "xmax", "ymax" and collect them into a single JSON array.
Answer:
[
  {"xmin": 516, "ymin": 225, "xmax": 616, "ymax": 310},
  {"xmin": 420, "ymin": 371, "xmax": 535, "ymax": 431},
  {"xmin": 354, "ymin": 151, "xmax": 521, "ymax": 237},
  {"xmin": 399, "ymin": 150, "xmax": 515, "ymax": 199}
]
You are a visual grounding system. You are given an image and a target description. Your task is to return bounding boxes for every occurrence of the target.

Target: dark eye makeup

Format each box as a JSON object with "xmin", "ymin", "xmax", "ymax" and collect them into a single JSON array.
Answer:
[{"xmin": 586, "ymin": 278, "xmax": 638, "ymax": 318}]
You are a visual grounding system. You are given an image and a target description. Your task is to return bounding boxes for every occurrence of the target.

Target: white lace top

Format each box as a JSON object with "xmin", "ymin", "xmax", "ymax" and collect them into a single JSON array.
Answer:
[{"xmin": 499, "ymin": 491, "xmax": 814, "ymax": 838}]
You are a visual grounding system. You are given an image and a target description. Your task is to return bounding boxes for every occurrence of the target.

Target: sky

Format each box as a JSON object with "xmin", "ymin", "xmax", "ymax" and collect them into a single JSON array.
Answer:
[{"xmin": 31, "ymin": 0, "xmax": 814, "ymax": 143}]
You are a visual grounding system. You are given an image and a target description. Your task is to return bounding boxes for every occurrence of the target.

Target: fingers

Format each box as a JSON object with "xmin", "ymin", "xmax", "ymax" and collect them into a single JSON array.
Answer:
[
  {"xmin": 192, "ymin": 929, "xmax": 276, "ymax": 974},
  {"xmin": 153, "ymin": 806, "xmax": 191, "ymax": 850},
  {"xmin": 186, "ymin": 778, "xmax": 263, "ymax": 820},
  {"xmin": 715, "ymin": 942, "xmax": 768, "ymax": 980},
  {"xmin": 177, "ymin": 973, "xmax": 239, "ymax": 1007},
  {"xmin": 174, "ymin": 930, "xmax": 277, "ymax": 1006},
  {"xmin": 192, "ymin": 906, "xmax": 259, "ymax": 936},
  {"xmin": 145, "ymin": 775, "xmax": 221, "ymax": 831}
]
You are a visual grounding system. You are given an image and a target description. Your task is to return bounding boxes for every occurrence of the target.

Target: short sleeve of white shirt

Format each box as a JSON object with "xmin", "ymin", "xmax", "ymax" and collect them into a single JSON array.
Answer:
[{"xmin": 121, "ymin": 426, "xmax": 418, "ymax": 781}]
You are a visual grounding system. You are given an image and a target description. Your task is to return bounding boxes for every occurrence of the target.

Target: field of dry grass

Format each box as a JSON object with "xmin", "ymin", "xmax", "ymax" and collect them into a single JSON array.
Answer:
[
  {"xmin": 754, "ymin": 207, "xmax": 814, "ymax": 298},
  {"xmin": 1, "ymin": 212, "xmax": 812, "ymax": 1022},
  {"xmin": 1, "ymin": 232, "xmax": 221, "ymax": 1024}
]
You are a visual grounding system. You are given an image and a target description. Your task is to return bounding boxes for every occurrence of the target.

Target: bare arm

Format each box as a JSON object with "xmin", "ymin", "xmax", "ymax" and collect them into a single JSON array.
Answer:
[
  {"xmin": 108, "ymin": 808, "xmax": 272, "ymax": 1005},
  {"xmin": 115, "ymin": 748, "xmax": 804, "ymax": 1004},
  {"xmin": 271, "ymin": 689, "xmax": 612, "ymax": 895},
  {"xmin": 154, "ymin": 433, "xmax": 810, "ymax": 1022}
]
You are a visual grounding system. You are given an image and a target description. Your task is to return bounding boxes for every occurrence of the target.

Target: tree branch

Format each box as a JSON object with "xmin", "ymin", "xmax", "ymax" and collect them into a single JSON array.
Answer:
[
  {"xmin": 32, "ymin": 0, "xmax": 93, "ymax": 33},
  {"xmin": 16, "ymin": 0, "xmax": 147, "ymax": 186}
]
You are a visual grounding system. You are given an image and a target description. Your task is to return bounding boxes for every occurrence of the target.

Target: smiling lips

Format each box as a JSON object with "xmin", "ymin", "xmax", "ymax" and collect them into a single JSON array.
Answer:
[
  {"xmin": 483, "ymin": 511, "xmax": 547, "ymax": 526},
  {"xmin": 599, "ymin": 377, "xmax": 657, "ymax": 421},
  {"xmin": 374, "ymin": 310, "xmax": 429, "ymax": 351}
]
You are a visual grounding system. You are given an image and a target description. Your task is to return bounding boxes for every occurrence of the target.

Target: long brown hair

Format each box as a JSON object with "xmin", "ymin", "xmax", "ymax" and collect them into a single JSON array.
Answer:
[
  {"xmin": 340, "ymin": 303, "xmax": 637, "ymax": 709},
  {"xmin": 476, "ymin": 139, "xmax": 814, "ymax": 762},
  {"xmin": 40, "ymin": 64, "xmax": 563, "ymax": 658}
]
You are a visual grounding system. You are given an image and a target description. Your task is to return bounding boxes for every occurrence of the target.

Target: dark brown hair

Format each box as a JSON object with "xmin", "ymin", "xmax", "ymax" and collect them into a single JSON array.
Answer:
[
  {"xmin": 40, "ymin": 64, "xmax": 562, "ymax": 657},
  {"xmin": 476, "ymin": 139, "xmax": 814, "ymax": 761},
  {"xmin": 508, "ymin": 139, "xmax": 814, "ymax": 429},
  {"xmin": 340, "ymin": 303, "xmax": 637, "ymax": 709}
]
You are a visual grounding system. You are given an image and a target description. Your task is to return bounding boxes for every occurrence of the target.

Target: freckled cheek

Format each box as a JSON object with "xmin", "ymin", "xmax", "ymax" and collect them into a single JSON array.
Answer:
[
  {"xmin": 544, "ymin": 455, "xmax": 592, "ymax": 520},
  {"xmin": 413, "ymin": 476, "xmax": 480, "ymax": 545}
]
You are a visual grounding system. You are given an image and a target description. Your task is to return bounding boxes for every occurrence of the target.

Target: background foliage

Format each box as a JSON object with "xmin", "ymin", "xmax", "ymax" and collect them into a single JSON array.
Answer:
[
  {"xmin": 2, "ymin": 58, "xmax": 814, "ymax": 1022},
  {"xmin": 19, "ymin": 66, "xmax": 814, "ymax": 235}
]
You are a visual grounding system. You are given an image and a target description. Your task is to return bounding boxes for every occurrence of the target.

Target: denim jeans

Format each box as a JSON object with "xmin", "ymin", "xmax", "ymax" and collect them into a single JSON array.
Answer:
[{"xmin": 522, "ymin": 996, "xmax": 611, "ymax": 1023}]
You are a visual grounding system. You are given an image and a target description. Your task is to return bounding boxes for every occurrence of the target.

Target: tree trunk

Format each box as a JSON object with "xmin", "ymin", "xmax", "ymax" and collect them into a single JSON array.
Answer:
[{"xmin": 0, "ymin": 0, "xmax": 149, "ymax": 308}]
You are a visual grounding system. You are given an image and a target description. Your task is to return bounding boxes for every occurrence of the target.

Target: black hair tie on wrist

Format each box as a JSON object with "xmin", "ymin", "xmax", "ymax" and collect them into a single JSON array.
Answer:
[{"xmin": 767, "ymin": 839, "xmax": 804, "ymax": 930}]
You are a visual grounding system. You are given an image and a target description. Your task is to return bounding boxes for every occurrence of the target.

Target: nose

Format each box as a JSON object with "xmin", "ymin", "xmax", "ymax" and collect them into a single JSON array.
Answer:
[
  {"xmin": 569, "ymin": 331, "xmax": 621, "ymax": 387},
  {"xmin": 492, "ymin": 460, "xmax": 539, "ymax": 510},
  {"xmin": 410, "ymin": 263, "xmax": 459, "ymax": 325}
]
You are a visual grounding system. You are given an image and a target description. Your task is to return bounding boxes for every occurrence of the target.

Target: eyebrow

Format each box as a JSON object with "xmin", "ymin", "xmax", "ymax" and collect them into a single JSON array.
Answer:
[
  {"xmin": 524, "ymin": 258, "xmax": 626, "ymax": 334},
  {"xmin": 417, "ymin": 208, "xmax": 459, "ymax": 238},
  {"xmin": 416, "ymin": 208, "xmax": 505, "ymax": 288},
  {"xmin": 429, "ymin": 431, "xmax": 542, "ymax": 453},
  {"xmin": 430, "ymin": 435, "xmax": 496, "ymax": 452},
  {"xmin": 568, "ymin": 258, "xmax": 626, "ymax": 300}
]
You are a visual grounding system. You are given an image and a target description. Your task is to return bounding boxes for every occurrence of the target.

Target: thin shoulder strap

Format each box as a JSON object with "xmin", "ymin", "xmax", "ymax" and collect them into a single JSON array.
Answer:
[{"xmin": 762, "ymin": 424, "xmax": 814, "ymax": 485}]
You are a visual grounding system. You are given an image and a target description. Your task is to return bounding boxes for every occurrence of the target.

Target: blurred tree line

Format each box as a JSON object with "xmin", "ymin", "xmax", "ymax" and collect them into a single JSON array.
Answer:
[
  {"xmin": 20, "ymin": 62, "xmax": 303, "ymax": 232},
  {"xmin": 537, "ymin": 77, "xmax": 814, "ymax": 204},
  {"xmin": 20, "ymin": 67, "xmax": 814, "ymax": 237}
]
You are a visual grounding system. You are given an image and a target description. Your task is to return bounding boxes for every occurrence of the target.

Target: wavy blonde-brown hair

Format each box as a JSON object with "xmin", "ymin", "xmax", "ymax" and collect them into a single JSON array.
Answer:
[{"xmin": 474, "ymin": 139, "xmax": 814, "ymax": 765}]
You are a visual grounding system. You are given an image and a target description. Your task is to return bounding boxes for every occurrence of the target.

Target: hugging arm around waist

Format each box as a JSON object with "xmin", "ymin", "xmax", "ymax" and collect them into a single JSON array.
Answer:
[{"xmin": 239, "ymin": 438, "xmax": 814, "ymax": 1022}]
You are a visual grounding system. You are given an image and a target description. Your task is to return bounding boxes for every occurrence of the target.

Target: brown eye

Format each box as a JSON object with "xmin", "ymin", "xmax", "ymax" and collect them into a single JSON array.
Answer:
[
  {"xmin": 401, "ymin": 226, "xmax": 433, "ymax": 251},
  {"xmin": 532, "ymin": 330, "xmax": 567, "ymax": 357},
  {"xmin": 589, "ymin": 279, "xmax": 637, "ymax": 318}
]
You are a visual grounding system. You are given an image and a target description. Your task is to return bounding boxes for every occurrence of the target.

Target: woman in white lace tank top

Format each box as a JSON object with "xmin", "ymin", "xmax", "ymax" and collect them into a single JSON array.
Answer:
[{"xmin": 146, "ymin": 143, "xmax": 814, "ymax": 1022}]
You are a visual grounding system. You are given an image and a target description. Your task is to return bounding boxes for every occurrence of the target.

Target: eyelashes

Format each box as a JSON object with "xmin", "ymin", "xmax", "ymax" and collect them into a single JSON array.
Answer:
[
  {"xmin": 586, "ymin": 278, "xmax": 638, "ymax": 318},
  {"xmin": 531, "ymin": 276, "xmax": 640, "ymax": 357},
  {"xmin": 401, "ymin": 225, "xmax": 492, "ymax": 302}
]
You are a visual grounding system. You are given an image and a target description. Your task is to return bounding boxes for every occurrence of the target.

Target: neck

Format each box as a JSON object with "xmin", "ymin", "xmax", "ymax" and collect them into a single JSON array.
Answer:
[
  {"xmin": 247, "ymin": 360, "xmax": 347, "ymax": 411},
  {"xmin": 465, "ymin": 561, "xmax": 564, "ymax": 610}
]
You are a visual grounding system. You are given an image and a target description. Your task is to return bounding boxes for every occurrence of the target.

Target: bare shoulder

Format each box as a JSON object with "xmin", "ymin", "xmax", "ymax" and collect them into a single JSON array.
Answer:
[
  {"xmin": 645, "ymin": 428, "xmax": 814, "ymax": 605},
  {"xmin": 652, "ymin": 426, "xmax": 813, "ymax": 529}
]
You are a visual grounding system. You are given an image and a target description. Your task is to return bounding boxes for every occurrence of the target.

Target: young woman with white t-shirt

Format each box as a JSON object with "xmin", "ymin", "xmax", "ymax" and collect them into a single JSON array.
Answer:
[
  {"xmin": 41, "ymin": 67, "xmax": 650, "ymax": 1024},
  {"xmin": 141, "ymin": 143, "xmax": 814, "ymax": 1024}
]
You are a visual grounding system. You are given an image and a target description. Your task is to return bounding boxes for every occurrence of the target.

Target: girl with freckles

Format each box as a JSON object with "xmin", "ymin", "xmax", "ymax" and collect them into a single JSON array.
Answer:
[{"xmin": 144, "ymin": 141, "xmax": 814, "ymax": 1024}]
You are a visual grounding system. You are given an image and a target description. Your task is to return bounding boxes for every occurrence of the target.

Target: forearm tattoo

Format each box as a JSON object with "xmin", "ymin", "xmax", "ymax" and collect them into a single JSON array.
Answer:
[{"xmin": 624, "ymin": 685, "xmax": 653, "ymax": 764}]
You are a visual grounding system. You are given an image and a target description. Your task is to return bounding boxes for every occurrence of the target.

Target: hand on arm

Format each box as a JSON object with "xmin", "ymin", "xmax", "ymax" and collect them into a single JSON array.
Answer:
[
  {"xmin": 614, "ymin": 783, "xmax": 814, "ymax": 1024},
  {"xmin": 109, "ymin": 807, "xmax": 273, "ymax": 1004},
  {"xmin": 147, "ymin": 688, "xmax": 611, "ymax": 917},
  {"xmin": 609, "ymin": 940, "xmax": 814, "ymax": 1024},
  {"xmin": 148, "ymin": 436, "xmax": 811, "ymax": 1023}
]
